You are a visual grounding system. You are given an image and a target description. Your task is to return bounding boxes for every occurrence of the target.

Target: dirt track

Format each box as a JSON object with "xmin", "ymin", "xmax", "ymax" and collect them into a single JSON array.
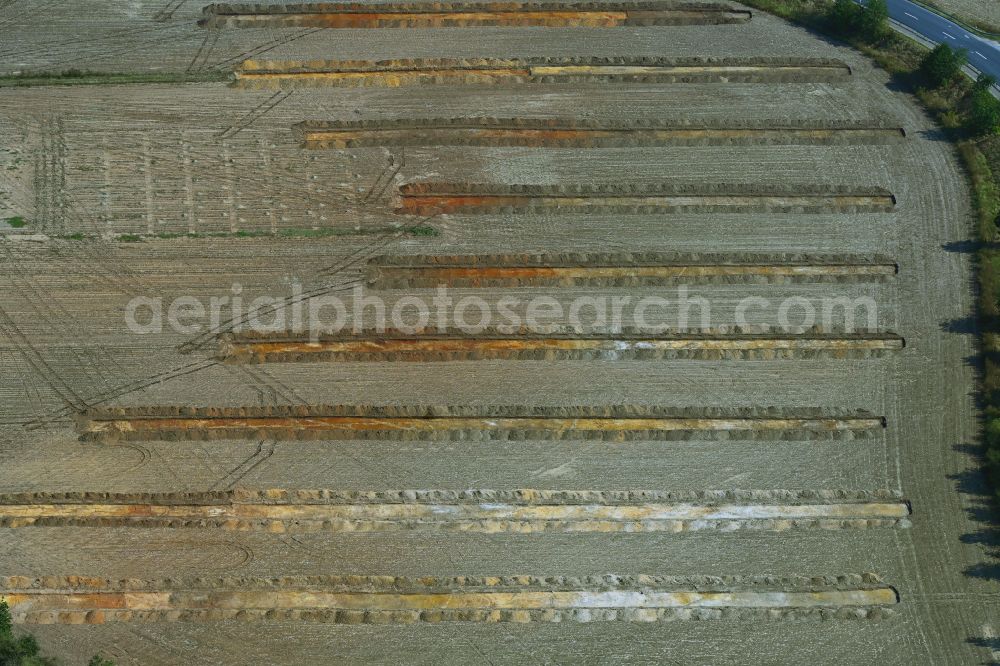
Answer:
[{"xmin": 0, "ymin": 1, "xmax": 996, "ymax": 664}]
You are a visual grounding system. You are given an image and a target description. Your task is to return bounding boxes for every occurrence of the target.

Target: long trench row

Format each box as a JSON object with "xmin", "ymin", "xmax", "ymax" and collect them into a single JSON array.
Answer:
[
  {"xmin": 0, "ymin": 488, "xmax": 911, "ymax": 532},
  {"xmin": 218, "ymin": 328, "xmax": 905, "ymax": 363},
  {"xmin": 76, "ymin": 405, "xmax": 887, "ymax": 442},
  {"xmin": 366, "ymin": 253, "xmax": 900, "ymax": 286},
  {"xmin": 232, "ymin": 56, "xmax": 855, "ymax": 89},
  {"xmin": 295, "ymin": 118, "xmax": 908, "ymax": 148},
  {"xmin": 3, "ymin": 574, "xmax": 898, "ymax": 625},
  {"xmin": 200, "ymin": 1, "xmax": 754, "ymax": 28}
]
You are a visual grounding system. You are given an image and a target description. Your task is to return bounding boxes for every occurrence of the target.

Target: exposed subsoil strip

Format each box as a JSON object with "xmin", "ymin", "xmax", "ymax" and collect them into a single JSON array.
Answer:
[
  {"xmin": 0, "ymin": 488, "xmax": 908, "ymax": 504},
  {"xmin": 369, "ymin": 265, "xmax": 899, "ymax": 287},
  {"xmin": 0, "ymin": 487, "xmax": 911, "ymax": 531},
  {"xmin": 200, "ymin": 1, "xmax": 752, "ymax": 28},
  {"xmin": 366, "ymin": 253, "xmax": 899, "ymax": 286},
  {"xmin": 233, "ymin": 57, "xmax": 852, "ymax": 88},
  {"xmin": 77, "ymin": 406, "xmax": 886, "ymax": 441},
  {"xmin": 395, "ymin": 183, "xmax": 896, "ymax": 215},
  {"xmin": 3, "ymin": 574, "xmax": 898, "ymax": 624},
  {"xmin": 296, "ymin": 119, "xmax": 906, "ymax": 148},
  {"xmin": 218, "ymin": 330, "xmax": 905, "ymax": 363}
]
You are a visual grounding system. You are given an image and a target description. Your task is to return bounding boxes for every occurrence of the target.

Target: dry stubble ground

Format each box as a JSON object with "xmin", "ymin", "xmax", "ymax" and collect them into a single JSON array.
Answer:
[
  {"xmin": 921, "ymin": 0, "xmax": 1000, "ymax": 35},
  {"xmin": 0, "ymin": 2, "xmax": 996, "ymax": 664}
]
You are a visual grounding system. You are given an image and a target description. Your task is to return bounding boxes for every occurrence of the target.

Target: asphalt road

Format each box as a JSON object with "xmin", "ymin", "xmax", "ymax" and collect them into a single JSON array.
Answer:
[{"xmin": 882, "ymin": 0, "xmax": 1000, "ymax": 81}]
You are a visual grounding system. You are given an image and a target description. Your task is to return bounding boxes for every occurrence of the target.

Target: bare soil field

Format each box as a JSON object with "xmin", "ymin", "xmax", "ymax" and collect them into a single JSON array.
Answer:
[{"xmin": 0, "ymin": 1, "xmax": 996, "ymax": 664}]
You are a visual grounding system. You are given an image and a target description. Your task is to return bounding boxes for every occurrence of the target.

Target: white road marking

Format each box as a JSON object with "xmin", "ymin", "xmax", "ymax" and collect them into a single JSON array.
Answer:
[
  {"xmin": 943, "ymin": 31, "xmax": 955, "ymax": 39},
  {"xmin": 976, "ymin": 51, "xmax": 987, "ymax": 59},
  {"xmin": 904, "ymin": 12, "xmax": 918, "ymax": 19}
]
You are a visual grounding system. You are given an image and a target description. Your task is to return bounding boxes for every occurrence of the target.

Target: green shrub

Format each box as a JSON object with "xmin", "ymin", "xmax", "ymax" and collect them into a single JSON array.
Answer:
[
  {"xmin": 986, "ymin": 419, "xmax": 1000, "ymax": 487},
  {"xmin": 969, "ymin": 88, "xmax": 1000, "ymax": 136},
  {"xmin": 858, "ymin": 0, "xmax": 889, "ymax": 41},
  {"xmin": 824, "ymin": 0, "xmax": 887, "ymax": 42},
  {"xmin": 975, "ymin": 73, "xmax": 998, "ymax": 92},
  {"xmin": 0, "ymin": 600, "xmax": 57, "ymax": 665},
  {"xmin": 0, "ymin": 600, "xmax": 115, "ymax": 665},
  {"xmin": 986, "ymin": 417, "xmax": 1000, "ymax": 445},
  {"xmin": 920, "ymin": 44, "xmax": 968, "ymax": 87},
  {"xmin": 826, "ymin": 0, "xmax": 860, "ymax": 34},
  {"xmin": 4, "ymin": 216, "xmax": 25, "ymax": 228}
]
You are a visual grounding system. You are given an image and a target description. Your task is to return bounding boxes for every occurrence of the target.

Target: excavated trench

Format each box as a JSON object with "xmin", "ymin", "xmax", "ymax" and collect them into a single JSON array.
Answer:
[
  {"xmin": 366, "ymin": 253, "xmax": 899, "ymax": 287},
  {"xmin": 394, "ymin": 183, "xmax": 896, "ymax": 215},
  {"xmin": 296, "ymin": 118, "xmax": 907, "ymax": 148},
  {"xmin": 233, "ymin": 57, "xmax": 852, "ymax": 89},
  {"xmin": 218, "ymin": 328, "xmax": 905, "ymax": 363},
  {"xmin": 200, "ymin": 1, "xmax": 752, "ymax": 28},
  {"xmin": 2, "ymin": 573, "xmax": 898, "ymax": 624},
  {"xmin": 0, "ymin": 487, "xmax": 910, "ymax": 532},
  {"xmin": 76, "ymin": 405, "xmax": 886, "ymax": 442}
]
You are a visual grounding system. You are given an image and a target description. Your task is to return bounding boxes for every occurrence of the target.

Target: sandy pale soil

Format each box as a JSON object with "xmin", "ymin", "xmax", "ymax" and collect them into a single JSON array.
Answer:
[{"xmin": 0, "ymin": 2, "xmax": 996, "ymax": 664}]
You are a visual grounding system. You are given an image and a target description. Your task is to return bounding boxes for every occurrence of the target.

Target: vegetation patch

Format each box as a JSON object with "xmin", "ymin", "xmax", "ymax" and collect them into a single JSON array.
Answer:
[
  {"xmin": 742, "ymin": 0, "xmax": 1000, "ymax": 494},
  {"xmin": 4, "ymin": 216, "xmax": 26, "ymax": 228},
  {"xmin": 0, "ymin": 599, "xmax": 115, "ymax": 665}
]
